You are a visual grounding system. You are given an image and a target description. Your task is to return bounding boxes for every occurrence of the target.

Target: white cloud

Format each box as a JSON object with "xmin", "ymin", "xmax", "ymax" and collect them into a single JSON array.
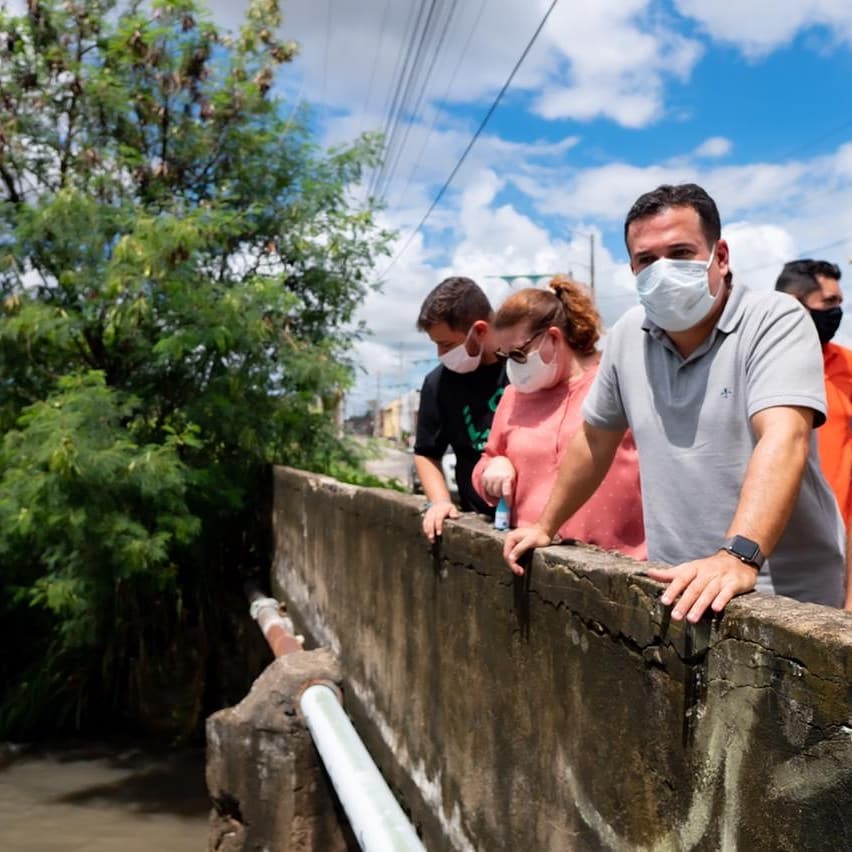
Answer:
[
  {"xmin": 520, "ymin": 154, "xmax": 823, "ymax": 227},
  {"xmin": 694, "ymin": 136, "xmax": 733, "ymax": 158},
  {"xmin": 535, "ymin": 86, "xmax": 660, "ymax": 130},
  {"xmin": 722, "ymin": 222, "xmax": 798, "ymax": 290},
  {"xmin": 534, "ymin": 0, "xmax": 703, "ymax": 127},
  {"xmin": 206, "ymin": 0, "xmax": 556, "ymax": 113},
  {"xmin": 344, "ymin": 166, "xmax": 643, "ymax": 414},
  {"xmin": 674, "ymin": 0, "xmax": 852, "ymax": 56},
  {"xmin": 10, "ymin": 0, "xmax": 850, "ymax": 413},
  {"xmin": 205, "ymin": 0, "xmax": 703, "ymax": 132},
  {"xmin": 722, "ymin": 220, "xmax": 852, "ymax": 347},
  {"xmin": 346, "ymin": 127, "xmax": 852, "ymax": 414},
  {"xmin": 528, "ymin": 161, "xmax": 690, "ymax": 222}
]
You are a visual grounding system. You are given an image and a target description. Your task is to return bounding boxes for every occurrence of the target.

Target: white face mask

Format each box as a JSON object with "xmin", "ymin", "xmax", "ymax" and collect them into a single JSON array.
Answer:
[
  {"xmin": 506, "ymin": 345, "xmax": 560, "ymax": 393},
  {"xmin": 636, "ymin": 246, "xmax": 717, "ymax": 332},
  {"xmin": 439, "ymin": 327, "xmax": 482, "ymax": 373}
]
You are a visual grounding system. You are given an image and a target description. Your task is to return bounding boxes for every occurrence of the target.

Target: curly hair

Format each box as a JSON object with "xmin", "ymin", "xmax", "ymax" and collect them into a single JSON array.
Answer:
[{"xmin": 494, "ymin": 276, "xmax": 600, "ymax": 355}]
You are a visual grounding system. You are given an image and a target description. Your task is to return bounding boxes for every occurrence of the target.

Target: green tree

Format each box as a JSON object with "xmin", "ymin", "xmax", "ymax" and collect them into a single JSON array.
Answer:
[{"xmin": 0, "ymin": 0, "xmax": 391, "ymax": 736}]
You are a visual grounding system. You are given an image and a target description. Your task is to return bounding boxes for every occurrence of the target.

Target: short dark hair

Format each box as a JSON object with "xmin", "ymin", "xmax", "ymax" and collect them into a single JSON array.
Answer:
[
  {"xmin": 775, "ymin": 258, "xmax": 841, "ymax": 300},
  {"xmin": 416, "ymin": 276, "xmax": 492, "ymax": 332},
  {"xmin": 624, "ymin": 183, "xmax": 721, "ymax": 253}
]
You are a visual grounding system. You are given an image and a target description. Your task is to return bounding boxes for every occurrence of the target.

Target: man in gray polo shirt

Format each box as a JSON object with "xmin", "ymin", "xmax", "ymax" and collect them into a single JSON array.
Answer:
[{"xmin": 504, "ymin": 183, "xmax": 847, "ymax": 621}]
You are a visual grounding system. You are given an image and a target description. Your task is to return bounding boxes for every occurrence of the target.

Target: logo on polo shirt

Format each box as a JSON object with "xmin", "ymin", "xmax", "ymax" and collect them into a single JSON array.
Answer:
[{"xmin": 720, "ymin": 387, "xmax": 734, "ymax": 398}]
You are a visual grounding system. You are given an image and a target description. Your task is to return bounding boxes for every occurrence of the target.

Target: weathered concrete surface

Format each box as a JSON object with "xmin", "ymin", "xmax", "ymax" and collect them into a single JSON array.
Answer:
[
  {"xmin": 271, "ymin": 466, "xmax": 852, "ymax": 852},
  {"xmin": 206, "ymin": 649, "xmax": 355, "ymax": 852}
]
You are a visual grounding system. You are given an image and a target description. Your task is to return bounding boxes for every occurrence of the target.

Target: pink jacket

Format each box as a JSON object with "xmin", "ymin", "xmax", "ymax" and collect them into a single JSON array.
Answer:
[{"xmin": 472, "ymin": 367, "xmax": 646, "ymax": 559}]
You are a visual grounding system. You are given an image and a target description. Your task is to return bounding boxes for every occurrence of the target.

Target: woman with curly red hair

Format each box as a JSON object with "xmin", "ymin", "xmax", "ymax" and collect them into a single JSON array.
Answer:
[{"xmin": 472, "ymin": 277, "xmax": 646, "ymax": 558}]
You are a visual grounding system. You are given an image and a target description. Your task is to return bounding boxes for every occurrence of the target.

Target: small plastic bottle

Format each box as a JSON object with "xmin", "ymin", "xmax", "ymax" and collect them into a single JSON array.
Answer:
[{"xmin": 494, "ymin": 496, "xmax": 510, "ymax": 531}]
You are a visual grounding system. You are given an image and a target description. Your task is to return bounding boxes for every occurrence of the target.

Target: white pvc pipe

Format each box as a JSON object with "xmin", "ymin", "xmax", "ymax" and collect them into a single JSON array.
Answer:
[{"xmin": 300, "ymin": 683, "xmax": 426, "ymax": 852}]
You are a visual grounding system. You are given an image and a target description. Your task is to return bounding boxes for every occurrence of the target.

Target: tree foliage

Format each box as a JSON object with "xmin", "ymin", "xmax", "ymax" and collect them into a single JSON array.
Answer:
[{"xmin": 0, "ymin": 0, "xmax": 391, "ymax": 736}]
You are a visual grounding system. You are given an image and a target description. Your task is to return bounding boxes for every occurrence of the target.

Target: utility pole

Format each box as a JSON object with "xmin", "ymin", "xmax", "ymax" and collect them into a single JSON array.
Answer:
[{"xmin": 372, "ymin": 373, "xmax": 381, "ymax": 438}]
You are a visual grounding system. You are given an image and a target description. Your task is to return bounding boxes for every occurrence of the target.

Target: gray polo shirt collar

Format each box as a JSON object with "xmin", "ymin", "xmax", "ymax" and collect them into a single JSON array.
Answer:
[{"xmin": 641, "ymin": 283, "xmax": 746, "ymax": 363}]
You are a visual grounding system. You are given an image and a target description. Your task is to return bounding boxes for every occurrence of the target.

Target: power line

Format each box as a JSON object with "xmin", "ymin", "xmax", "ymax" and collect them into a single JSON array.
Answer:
[
  {"xmin": 367, "ymin": 0, "xmax": 433, "ymax": 200},
  {"xmin": 392, "ymin": 0, "xmax": 490, "ymax": 209},
  {"xmin": 376, "ymin": 0, "xmax": 461, "ymax": 202},
  {"xmin": 736, "ymin": 236, "xmax": 851, "ymax": 275},
  {"xmin": 377, "ymin": 0, "xmax": 561, "ymax": 282},
  {"xmin": 371, "ymin": 0, "xmax": 445, "ymax": 201},
  {"xmin": 361, "ymin": 0, "xmax": 394, "ymax": 117},
  {"xmin": 772, "ymin": 116, "xmax": 852, "ymax": 163},
  {"xmin": 363, "ymin": 2, "xmax": 425, "ymax": 203}
]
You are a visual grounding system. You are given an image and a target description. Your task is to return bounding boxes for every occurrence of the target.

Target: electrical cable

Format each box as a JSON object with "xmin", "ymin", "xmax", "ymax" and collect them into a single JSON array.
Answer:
[
  {"xmin": 371, "ymin": 0, "xmax": 442, "ymax": 200},
  {"xmin": 772, "ymin": 116, "xmax": 852, "ymax": 163},
  {"xmin": 736, "ymin": 236, "xmax": 851, "ymax": 276},
  {"xmin": 363, "ymin": 2, "xmax": 424, "ymax": 206},
  {"xmin": 376, "ymin": 0, "xmax": 461, "ymax": 202},
  {"xmin": 367, "ymin": 0, "xmax": 434, "ymax": 198},
  {"xmin": 362, "ymin": 0, "xmax": 394, "ymax": 117},
  {"xmin": 377, "ymin": 0, "xmax": 561, "ymax": 281},
  {"xmin": 392, "ymin": 0, "xmax": 490, "ymax": 210}
]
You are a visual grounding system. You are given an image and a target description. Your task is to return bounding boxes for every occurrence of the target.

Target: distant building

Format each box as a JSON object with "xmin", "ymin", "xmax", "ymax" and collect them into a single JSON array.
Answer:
[{"xmin": 380, "ymin": 389, "xmax": 420, "ymax": 444}]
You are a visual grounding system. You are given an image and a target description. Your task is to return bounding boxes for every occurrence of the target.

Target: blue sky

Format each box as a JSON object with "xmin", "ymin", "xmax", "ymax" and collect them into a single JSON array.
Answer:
[{"xmin": 60, "ymin": 0, "xmax": 852, "ymax": 413}]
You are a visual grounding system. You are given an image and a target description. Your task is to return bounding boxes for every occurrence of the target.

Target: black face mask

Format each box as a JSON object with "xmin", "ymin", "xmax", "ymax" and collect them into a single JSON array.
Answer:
[{"xmin": 809, "ymin": 306, "xmax": 843, "ymax": 344}]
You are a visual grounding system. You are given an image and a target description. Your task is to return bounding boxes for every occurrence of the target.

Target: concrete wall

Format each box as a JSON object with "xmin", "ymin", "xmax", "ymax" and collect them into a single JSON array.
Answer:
[
  {"xmin": 207, "ymin": 648, "xmax": 354, "ymax": 852},
  {"xmin": 271, "ymin": 466, "xmax": 852, "ymax": 851}
]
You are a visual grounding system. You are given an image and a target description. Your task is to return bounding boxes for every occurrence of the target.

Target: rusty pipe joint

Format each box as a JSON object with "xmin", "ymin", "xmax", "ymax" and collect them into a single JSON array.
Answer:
[{"xmin": 248, "ymin": 592, "xmax": 305, "ymax": 657}]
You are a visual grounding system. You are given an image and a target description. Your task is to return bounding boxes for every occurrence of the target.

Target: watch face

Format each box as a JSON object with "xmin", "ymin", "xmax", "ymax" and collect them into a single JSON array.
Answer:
[
  {"xmin": 731, "ymin": 536, "xmax": 756, "ymax": 559},
  {"xmin": 729, "ymin": 535, "xmax": 763, "ymax": 565}
]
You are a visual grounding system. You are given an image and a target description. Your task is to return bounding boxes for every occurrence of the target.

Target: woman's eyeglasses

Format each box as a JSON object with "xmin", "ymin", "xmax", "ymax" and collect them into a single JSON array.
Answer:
[{"xmin": 495, "ymin": 330, "xmax": 545, "ymax": 364}]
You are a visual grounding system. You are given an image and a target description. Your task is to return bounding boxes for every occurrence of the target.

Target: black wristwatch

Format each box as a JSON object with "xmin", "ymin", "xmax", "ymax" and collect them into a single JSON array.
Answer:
[{"xmin": 723, "ymin": 535, "xmax": 765, "ymax": 570}]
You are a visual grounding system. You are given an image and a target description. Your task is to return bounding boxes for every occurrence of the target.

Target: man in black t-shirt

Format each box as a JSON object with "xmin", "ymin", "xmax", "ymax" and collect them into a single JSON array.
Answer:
[{"xmin": 414, "ymin": 276, "xmax": 508, "ymax": 542}]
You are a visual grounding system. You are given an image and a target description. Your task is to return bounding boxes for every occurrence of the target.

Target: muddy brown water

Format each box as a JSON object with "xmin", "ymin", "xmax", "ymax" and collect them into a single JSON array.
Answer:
[{"xmin": 0, "ymin": 742, "xmax": 209, "ymax": 851}]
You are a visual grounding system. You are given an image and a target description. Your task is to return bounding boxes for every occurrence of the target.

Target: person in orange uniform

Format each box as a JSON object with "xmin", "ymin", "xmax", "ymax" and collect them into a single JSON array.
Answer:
[
  {"xmin": 776, "ymin": 259, "xmax": 852, "ymax": 609},
  {"xmin": 776, "ymin": 261, "xmax": 852, "ymax": 521}
]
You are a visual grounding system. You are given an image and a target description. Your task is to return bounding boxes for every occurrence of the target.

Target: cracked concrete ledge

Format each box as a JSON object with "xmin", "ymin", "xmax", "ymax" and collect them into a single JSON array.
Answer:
[
  {"xmin": 270, "ymin": 466, "xmax": 852, "ymax": 852},
  {"xmin": 206, "ymin": 649, "xmax": 354, "ymax": 852}
]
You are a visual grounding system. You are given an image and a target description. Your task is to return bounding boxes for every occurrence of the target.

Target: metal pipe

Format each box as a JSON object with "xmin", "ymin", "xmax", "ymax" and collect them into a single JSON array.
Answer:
[
  {"xmin": 245, "ymin": 585, "xmax": 425, "ymax": 851},
  {"xmin": 300, "ymin": 682, "xmax": 426, "ymax": 852},
  {"xmin": 246, "ymin": 583, "xmax": 304, "ymax": 657}
]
